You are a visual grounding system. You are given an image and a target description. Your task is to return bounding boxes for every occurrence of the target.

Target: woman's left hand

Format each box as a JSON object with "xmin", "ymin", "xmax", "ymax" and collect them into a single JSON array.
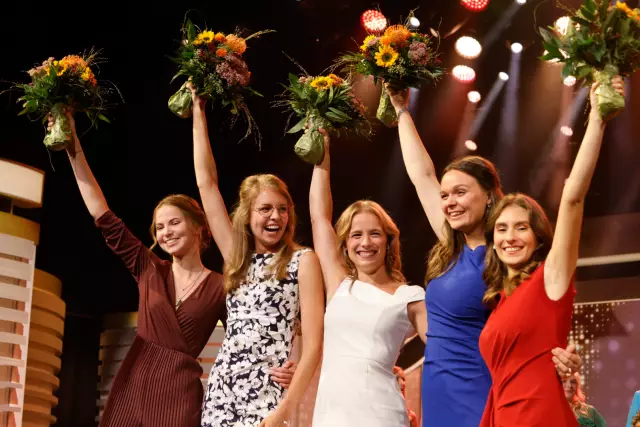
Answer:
[
  {"xmin": 552, "ymin": 343, "xmax": 582, "ymax": 378},
  {"xmin": 259, "ymin": 407, "xmax": 289, "ymax": 427},
  {"xmin": 269, "ymin": 360, "xmax": 297, "ymax": 389}
]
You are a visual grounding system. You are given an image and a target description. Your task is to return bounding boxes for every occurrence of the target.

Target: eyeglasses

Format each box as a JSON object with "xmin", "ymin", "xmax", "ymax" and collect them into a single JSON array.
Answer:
[{"xmin": 254, "ymin": 205, "xmax": 289, "ymax": 218}]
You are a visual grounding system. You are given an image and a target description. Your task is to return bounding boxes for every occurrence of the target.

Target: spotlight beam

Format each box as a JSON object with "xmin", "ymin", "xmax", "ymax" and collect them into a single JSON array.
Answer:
[
  {"xmin": 482, "ymin": 2, "xmax": 525, "ymax": 52},
  {"xmin": 466, "ymin": 76, "xmax": 507, "ymax": 141}
]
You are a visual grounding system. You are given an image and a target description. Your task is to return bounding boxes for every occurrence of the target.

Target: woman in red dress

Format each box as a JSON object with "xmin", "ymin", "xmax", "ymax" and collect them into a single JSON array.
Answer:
[{"xmin": 478, "ymin": 77, "xmax": 625, "ymax": 427}]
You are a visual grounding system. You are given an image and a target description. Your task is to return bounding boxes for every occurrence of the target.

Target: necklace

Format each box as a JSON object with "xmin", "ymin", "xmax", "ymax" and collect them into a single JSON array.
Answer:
[{"xmin": 175, "ymin": 268, "xmax": 205, "ymax": 308}]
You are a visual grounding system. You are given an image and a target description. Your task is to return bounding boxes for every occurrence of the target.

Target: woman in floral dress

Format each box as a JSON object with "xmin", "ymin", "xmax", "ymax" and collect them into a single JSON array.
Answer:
[{"xmin": 189, "ymin": 86, "xmax": 324, "ymax": 427}]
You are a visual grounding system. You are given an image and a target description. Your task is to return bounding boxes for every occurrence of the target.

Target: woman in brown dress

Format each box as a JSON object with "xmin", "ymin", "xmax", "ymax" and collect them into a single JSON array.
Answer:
[{"xmin": 53, "ymin": 110, "xmax": 292, "ymax": 426}]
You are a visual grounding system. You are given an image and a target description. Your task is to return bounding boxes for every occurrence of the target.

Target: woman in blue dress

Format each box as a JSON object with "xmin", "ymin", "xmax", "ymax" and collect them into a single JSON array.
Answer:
[{"xmin": 386, "ymin": 85, "xmax": 582, "ymax": 426}]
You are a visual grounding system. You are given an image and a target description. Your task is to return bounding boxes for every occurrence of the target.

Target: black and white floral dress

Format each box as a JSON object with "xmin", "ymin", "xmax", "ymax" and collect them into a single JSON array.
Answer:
[{"xmin": 201, "ymin": 249, "xmax": 310, "ymax": 427}]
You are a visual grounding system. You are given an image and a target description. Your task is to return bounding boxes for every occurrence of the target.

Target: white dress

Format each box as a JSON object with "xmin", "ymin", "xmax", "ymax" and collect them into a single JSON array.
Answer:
[{"xmin": 312, "ymin": 279, "xmax": 425, "ymax": 427}]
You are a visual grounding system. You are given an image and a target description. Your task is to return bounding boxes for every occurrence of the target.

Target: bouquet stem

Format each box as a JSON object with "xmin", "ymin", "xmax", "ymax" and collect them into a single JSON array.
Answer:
[
  {"xmin": 294, "ymin": 115, "xmax": 329, "ymax": 165},
  {"xmin": 43, "ymin": 104, "xmax": 72, "ymax": 151},
  {"xmin": 593, "ymin": 65, "xmax": 625, "ymax": 121},
  {"xmin": 377, "ymin": 89, "xmax": 398, "ymax": 128},
  {"xmin": 168, "ymin": 82, "xmax": 193, "ymax": 118}
]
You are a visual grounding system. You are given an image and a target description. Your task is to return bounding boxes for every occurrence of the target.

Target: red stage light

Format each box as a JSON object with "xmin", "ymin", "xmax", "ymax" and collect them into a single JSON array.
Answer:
[
  {"xmin": 461, "ymin": 0, "xmax": 490, "ymax": 12},
  {"xmin": 361, "ymin": 10, "xmax": 388, "ymax": 33}
]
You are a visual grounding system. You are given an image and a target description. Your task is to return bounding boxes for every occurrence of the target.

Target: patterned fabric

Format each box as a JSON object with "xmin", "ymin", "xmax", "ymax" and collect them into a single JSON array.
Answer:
[{"xmin": 201, "ymin": 249, "xmax": 310, "ymax": 427}]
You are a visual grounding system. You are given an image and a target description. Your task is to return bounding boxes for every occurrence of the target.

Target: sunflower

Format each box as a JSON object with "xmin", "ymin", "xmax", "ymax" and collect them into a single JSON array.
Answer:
[
  {"xmin": 360, "ymin": 34, "xmax": 378, "ymax": 51},
  {"xmin": 310, "ymin": 76, "xmax": 333, "ymax": 90},
  {"xmin": 374, "ymin": 45, "xmax": 399, "ymax": 67},
  {"xmin": 225, "ymin": 34, "xmax": 247, "ymax": 54},
  {"xmin": 194, "ymin": 30, "xmax": 215, "ymax": 46}
]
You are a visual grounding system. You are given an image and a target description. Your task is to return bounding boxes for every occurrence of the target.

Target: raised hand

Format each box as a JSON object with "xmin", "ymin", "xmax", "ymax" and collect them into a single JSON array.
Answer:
[{"xmin": 385, "ymin": 83, "xmax": 409, "ymax": 113}]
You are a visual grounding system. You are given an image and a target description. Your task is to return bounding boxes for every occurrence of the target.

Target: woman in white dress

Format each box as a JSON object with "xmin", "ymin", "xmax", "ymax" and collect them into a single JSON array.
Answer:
[{"xmin": 309, "ymin": 129, "xmax": 427, "ymax": 426}]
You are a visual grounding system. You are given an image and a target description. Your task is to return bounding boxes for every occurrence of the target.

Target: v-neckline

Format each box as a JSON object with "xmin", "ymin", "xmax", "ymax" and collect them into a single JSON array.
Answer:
[{"xmin": 170, "ymin": 270, "xmax": 212, "ymax": 311}]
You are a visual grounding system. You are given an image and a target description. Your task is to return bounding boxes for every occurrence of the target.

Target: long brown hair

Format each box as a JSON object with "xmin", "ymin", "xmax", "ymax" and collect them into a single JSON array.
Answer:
[
  {"xmin": 334, "ymin": 200, "xmax": 406, "ymax": 283},
  {"xmin": 425, "ymin": 156, "xmax": 503, "ymax": 284},
  {"xmin": 150, "ymin": 194, "xmax": 212, "ymax": 251},
  {"xmin": 224, "ymin": 174, "xmax": 299, "ymax": 293},
  {"xmin": 632, "ymin": 409, "xmax": 640, "ymax": 426},
  {"xmin": 482, "ymin": 193, "xmax": 553, "ymax": 308}
]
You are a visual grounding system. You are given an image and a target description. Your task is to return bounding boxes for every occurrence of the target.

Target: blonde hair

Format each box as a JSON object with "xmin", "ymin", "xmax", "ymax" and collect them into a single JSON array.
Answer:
[
  {"xmin": 565, "ymin": 372, "xmax": 590, "ymax": 418},
  {"xmin": 150, "ymin": 194, "xmax": 211, "ymax": 251},
  {"xmin": 334, "ymin": 200, "xmax": 406, "ymax": 283},
  {"xmin": 425, "ymin": 156, "xmax": 503, "ymax": 285},
  {"xmin": 482, "ymin": 193, "xmax": 553, "ymax": 308},
  {"xmin": 224, "ymin": 174, "xmax": 298, "ymax": 293}
]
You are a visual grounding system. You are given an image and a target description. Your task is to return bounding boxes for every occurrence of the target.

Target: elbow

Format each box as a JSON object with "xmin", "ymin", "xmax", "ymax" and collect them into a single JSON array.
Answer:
[{"xmin": 197, "ymin": 176, "xmax": 218, "ymax": 190}]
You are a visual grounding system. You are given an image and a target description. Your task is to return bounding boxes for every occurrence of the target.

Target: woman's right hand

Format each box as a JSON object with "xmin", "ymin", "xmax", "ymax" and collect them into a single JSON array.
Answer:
[
  {"xmin": 317, "ymin": 127, "xmax": 330, "ymax": 152},
  {"xmin": 187, "ymin": 81, "xmax": 206, "ymax": 111},
  {"xmin": 385, "ymin": 83, "xmax": 409, "ymax": 113},
  {"xmin": 48, "ymin": 109, "xmax": 80, "ymax": 155}
]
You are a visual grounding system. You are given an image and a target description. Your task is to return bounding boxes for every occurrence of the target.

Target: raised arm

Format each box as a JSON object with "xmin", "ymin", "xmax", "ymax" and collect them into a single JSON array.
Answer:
[
  {"xmin": 54, "ymin": 112, "xmax": 153, "ymax": 281},
  {"xmin": 386, "ymin": 85, "xmax": 446, "ymax": 241},
  {"xmin": 190, "ymin": 85, "xmax": 233, "ymax": 262},
  {"xmin": 309, "ymin": 129, "xmax": 348, "ymax": 301},
  {"xmin": 56, "ymin": 112, "xmax": 109, "ymax": 220},
  {"xmin": 260, "ymin": 251, "xmax": 324, "ymax": 427},
  {"xmin": 544, "ymin": 78, "xmax": 625, "ymax": 300}
]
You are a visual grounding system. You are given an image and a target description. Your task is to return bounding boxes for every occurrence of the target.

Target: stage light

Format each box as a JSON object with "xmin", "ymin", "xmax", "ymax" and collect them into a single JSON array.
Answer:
[
  {"xmin": 510, "ymin": 42, "xmax": 523, "ymax": 53},
  {"xmin": 563, "ymin": 75, "xmax": 577, "ymax": 87},
  {"xmin": 361, "ymin": 10, "xmax": 387, "ymax": 33},
  {"xmin": 465, "ymin": 140, "xmax": 478, "ymax": 151},
  {"xmin": 455, "ymin": 36, "xmax": 482, "ymax": 59},
  {"xmin": 461, "ymin": 0, "xmax": 490, "ymax": 12},
  {"xmin": 499, "ymin": 72, "xmax": 509, "ymax": 81},
  {"xmin": 452, "ymin": 65, "xmax": 476, "ymax": 83},
  {"xmin": 467, "ymin": 91, "xmax": 482, "ymax": 103},
  {"xmin": 516, "ymin": 0, "xmax": 526, "ymax": 4},
  {"xmin": 409, "ymin": 17, "xmax": 420, "ymax": 28},
  {"xmin": 555, "ymin": 16, "xmax": 571, "ymax": 36},
  {"xmin": 560, "ymin": 126, "xmax": 573, "ymax": 136}
]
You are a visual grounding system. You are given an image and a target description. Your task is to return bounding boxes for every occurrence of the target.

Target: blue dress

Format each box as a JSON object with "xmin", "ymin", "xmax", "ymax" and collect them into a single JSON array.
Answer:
[{"xmin": 422, "ymin": 245, "xmax": 492, "ymax": 427}]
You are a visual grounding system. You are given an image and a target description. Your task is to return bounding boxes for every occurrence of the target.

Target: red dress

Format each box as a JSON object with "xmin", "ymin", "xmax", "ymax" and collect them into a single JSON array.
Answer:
[
  {"xmin": 96, "ymin": 211, "xmax": 226, "ymax": 427},
  {"xmin": 478, "ymin": 263, "xmax": 578, "ymax": 427}
]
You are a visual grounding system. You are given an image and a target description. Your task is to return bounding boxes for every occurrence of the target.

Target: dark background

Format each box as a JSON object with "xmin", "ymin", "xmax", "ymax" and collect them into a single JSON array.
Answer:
[{"xmin": 1, "ymin": 0, "xmax": 639, "ymax": 424}]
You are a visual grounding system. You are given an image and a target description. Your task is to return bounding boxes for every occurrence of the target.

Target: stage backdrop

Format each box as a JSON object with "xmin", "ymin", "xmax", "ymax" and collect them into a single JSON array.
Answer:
[{"xmin": 570, "ymin": 298, "xmax": 640, "ymax": 427}]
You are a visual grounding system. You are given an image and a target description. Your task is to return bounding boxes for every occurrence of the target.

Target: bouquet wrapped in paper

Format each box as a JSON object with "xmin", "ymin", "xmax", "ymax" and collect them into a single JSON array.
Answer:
[
  {"xmin": 275, "ymin": 73, "xmax": 371, "ymax": 164},
  {"xmin": 337, "ymin": 14, "xmax": 443, "ymax": 127},
  {"xmin": 8, "ymin": 50, "xmax": 113, "ymax": 150},
  {"xmin": 169, "ymin": 19, "xmax": 272, "ymax": 145},
  {"xmin": 541, "ymin": 0, "xmax": 640, "ymax": 119}
]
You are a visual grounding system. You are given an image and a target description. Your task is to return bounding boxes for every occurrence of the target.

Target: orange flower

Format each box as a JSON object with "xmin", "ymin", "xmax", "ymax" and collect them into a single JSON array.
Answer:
[
  {"xmin": 225, "ymin": 34, "xmax": 247, "ymax": 54},
  {"xmin": 328, "ymin": 74, "xmax": 344, "ymax": 84},
  {"xmin": 216, "ymin": 48, "xmax": 228, "ymax": 57},
  {"xmin": 384, "ymin": 25, "xmax": 411, "ymax": 47},
  {"xmin": 214, "ymin": 32, "xmax": 226, "ymax": 42},
  {"xmin": 379, "ymin": 35, "xmax": 392, "ymax": 46}
]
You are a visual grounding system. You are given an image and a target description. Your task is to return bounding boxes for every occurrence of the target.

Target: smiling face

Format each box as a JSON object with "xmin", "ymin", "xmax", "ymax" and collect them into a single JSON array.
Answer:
[
  {"xmin": 154, "ymin": 204, "xmax": 200, "ymax": 257},
  {"xmin": 493, "ymin": 205, "xmax": 538, "ymax": 272},
  {"xmin": 345, "ymin": 211, "xmax": 388, "ymax": 277},
  {"xmin": 440, "ymin": 169, "xmax": 490, "ymax": 235},
  {"xmin": 562, "ymin": 377, "xmax": 578, "ymax": 401},
  {"xmin": 249, "ymin": 189, "xmax": 290, "ymax": 253}
]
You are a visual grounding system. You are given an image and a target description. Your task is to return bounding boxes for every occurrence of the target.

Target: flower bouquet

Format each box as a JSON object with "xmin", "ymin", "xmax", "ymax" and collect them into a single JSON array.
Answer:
[
  {"xmin": 169, "ymin": 19, "xmax": 273, "ymax": 145},
  {"xmin": 8, "ymin": 50, "xmax": 112, "ymax": 151},
  {"xmin": 336, "ymin": 13, "xmax": 443, "ymax": 127},
  {"xmin": 540, "ymin": 0, "xmax": 640, "ymax": 119},
  {"xmin": 275, "ymin": 72, "xmax": 371, "ymax": 165}
]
